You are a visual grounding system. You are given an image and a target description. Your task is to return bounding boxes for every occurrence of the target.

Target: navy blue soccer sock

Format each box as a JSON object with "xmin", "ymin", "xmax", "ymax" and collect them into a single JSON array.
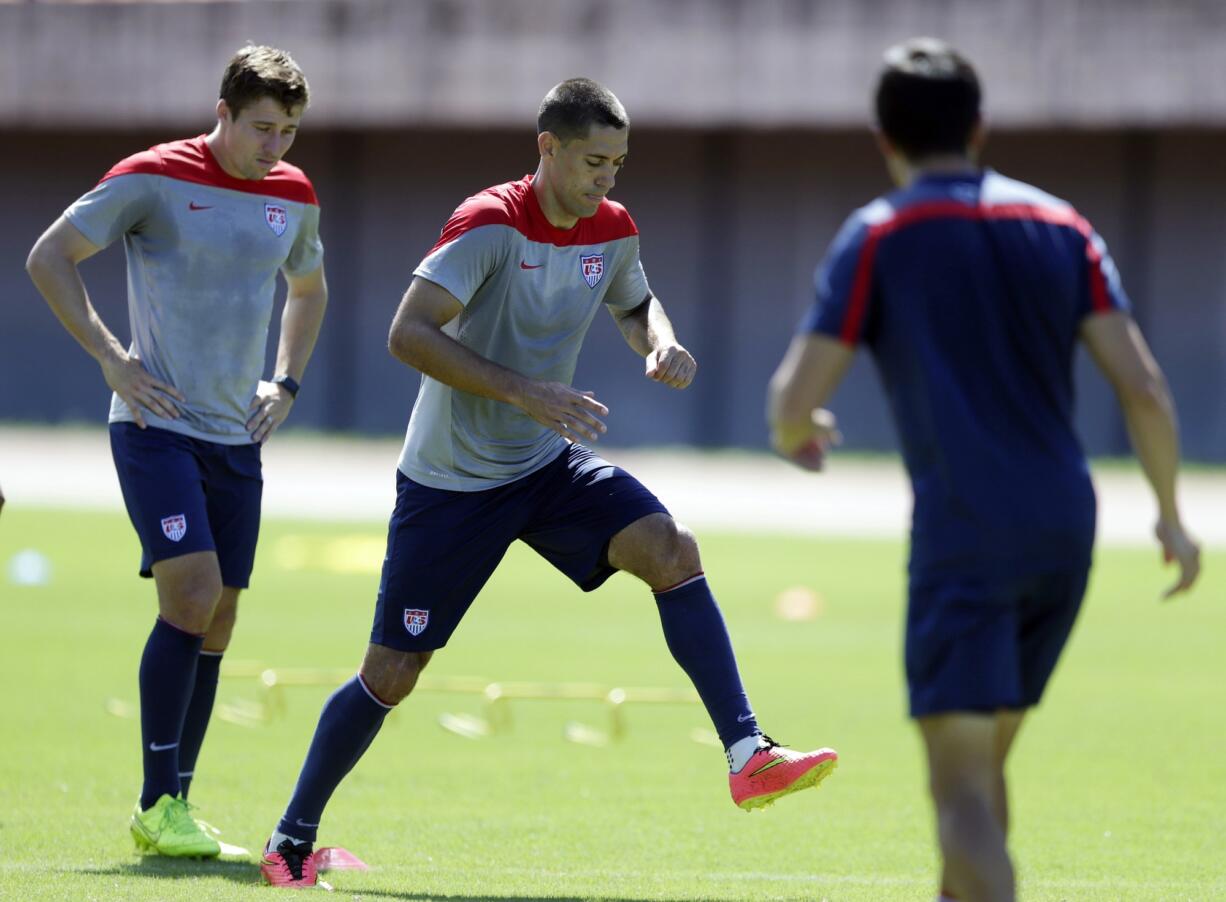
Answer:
[
  {"xmin": 278, "ymin": 675, "xmax": 392, "ymax": 844},
  {"xmin": 139, "ymin": 618, "xmax": 204, "ymax": 810},
  {"xmin": 177, "ymin": 649, "xmax": 223, "ymax": 799},
  {"xmin": 654, "ymin": 574, "xmax": 760, "ymax": 749}
]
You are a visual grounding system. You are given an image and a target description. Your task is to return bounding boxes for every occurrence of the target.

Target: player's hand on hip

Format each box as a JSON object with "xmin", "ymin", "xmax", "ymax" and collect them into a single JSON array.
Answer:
[
  {"xmin": 246, "ymin": 380, "xmax": 294, "ymax": 444},
  {"xmin": 519, "ymin": 381, "xmax": 608, "ymax": 443},
  {"xmin": 772, "ymin": 408, "xmax": 842, "ymax": 472},
  {"xmin": 100, "ymin": 351, "xmax": 185, "ymax": 429},
  {"xmin": 645, "ymin": 345, "xmax": 696, "ymax": 389},
  {"xmin": 1155, "ymin": 518, "xmax": 1201, "ymax": 599}
]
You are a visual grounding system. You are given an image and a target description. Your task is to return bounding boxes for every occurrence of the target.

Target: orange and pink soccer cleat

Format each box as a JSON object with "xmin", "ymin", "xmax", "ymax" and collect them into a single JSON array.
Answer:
[
  {"xmin": 729, "ymin": 736, "xmax": 838, "ymax": 811},
  {"xmin": 260, "ymin": 838, "xmax": 319, "ymax": 889}
]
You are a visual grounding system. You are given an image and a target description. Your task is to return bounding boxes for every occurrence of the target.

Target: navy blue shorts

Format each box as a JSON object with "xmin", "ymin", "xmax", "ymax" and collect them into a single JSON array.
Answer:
[
  {"xmin": 109, "ymin": 423, "xmax": 263, "ymax": 588},
  {"xmin": 372, "ymin": 444, "xmax": 670, "ymax": 651},
  {"xmin": 905, "ymin": 568, "xmax": 1090, "ymax": 717}
]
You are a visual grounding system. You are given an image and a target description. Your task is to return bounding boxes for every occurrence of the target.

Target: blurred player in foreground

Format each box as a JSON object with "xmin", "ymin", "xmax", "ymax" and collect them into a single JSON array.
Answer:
[
  {"xmin": 260, "ymin": 77, "xmax": 836, "ymax": 888},
  {"xmin": 27, "ymin": 45, "xmax": 327, "ymax": 858},
  {"xmin": 768, "ymin": 38, "xmax": 1200, "ymax": 902}
]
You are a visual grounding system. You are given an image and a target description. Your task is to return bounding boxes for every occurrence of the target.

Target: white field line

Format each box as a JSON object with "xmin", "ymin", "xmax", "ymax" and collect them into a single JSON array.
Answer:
[{"xmin": 2, "ymin": 426, "xmax": 1225, "ymax": 548}]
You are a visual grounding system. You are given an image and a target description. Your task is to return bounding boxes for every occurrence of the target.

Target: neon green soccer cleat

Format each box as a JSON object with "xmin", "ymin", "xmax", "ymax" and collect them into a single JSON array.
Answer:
[{"xmin": 130, "ymin": 794, "xmax": 221, "ymax": 858}]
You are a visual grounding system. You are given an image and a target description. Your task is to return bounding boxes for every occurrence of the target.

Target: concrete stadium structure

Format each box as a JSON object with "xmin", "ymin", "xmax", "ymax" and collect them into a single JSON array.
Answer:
[{"xmin": 2, "ymin": 0, "xmax": 1224, "ymax": 458}]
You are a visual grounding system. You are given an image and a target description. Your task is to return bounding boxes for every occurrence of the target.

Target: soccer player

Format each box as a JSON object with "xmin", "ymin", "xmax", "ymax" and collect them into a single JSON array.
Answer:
[
  {"xmin": 258, "ymin": 78, "xmax": 836, "ymax": 888},
  {"xmin": 26, "ymin": 46, "xmax": 327, "ymax": 858},
  {"xmin": 767, "ymin": 39, "xmax": 1201, "ymax": 902}
]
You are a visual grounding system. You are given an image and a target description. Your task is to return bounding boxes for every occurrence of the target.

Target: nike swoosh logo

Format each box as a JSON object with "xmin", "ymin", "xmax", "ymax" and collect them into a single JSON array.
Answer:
[
  {"xmin": 736, "ymin": 713, "xmax": 755, "ymax": 723},
  {"xmin": 520, "ymin": 261, "xmax": 544, "ymax": 270},
  {"xmin": 295, "ymin": 818, "xmax": 320, "ymax": 828},
  {"xmin": 149, "ymin": 741, "xmax": 179, "ymax": 752},
  {"xmin": 749, "ymin": 757, "xmax": 787, "ymax": 777},
  {"xmin": 188, "ymin": 202, "xmax": 213, "ymax": 211}
]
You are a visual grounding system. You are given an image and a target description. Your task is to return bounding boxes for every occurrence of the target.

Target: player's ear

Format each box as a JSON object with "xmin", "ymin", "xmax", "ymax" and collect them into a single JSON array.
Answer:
[
  {"xmin": 216, "ymin": 99, "xmax": 232, "ymax": 123},
  {"xmin": 872, "ymin": 128, "xmax": 894, "ymax": 160},
  {"xmin": 537, "ymin": 131, "xmax": 558, "ymax": 159},
  {"xmin": 873, "ymin": 130, "xmax": 910, "ymax": 187},
  {"xmin": 968, "ymin": 118, "xmax": 988, "ymax": 159}
]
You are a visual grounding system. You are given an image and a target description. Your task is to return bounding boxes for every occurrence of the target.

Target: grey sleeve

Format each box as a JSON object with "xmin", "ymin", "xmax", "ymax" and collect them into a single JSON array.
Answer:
[
  {"xmin": 602, "ymin": 236, "xmax": 651, "ymax": 312},
  {"xmin": 413, "ymin": 225, "xmax": 508, "ymax": 306},
  {"xmin": 63, "ymin": 175, "xmax": 157, "ymax": 249},
  {"xmin": 284, "ymin": 203, "xmax": 325, "ymax": 276}
]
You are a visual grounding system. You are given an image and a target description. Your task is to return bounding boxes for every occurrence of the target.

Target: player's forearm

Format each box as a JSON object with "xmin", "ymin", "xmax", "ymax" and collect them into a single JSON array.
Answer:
[
  {"xmin": 391, "ymin": 319, "xmax": 532, "ymax": 407},
  {"xmin": 26, "ymin": 251, "xmax": 126, "ymax": 366},
  {"xmin": 274, "ymin": 287, "xmax": 328, "ymax": 381},
  {"xmin": 767, "ymin": 344, "xmax": 822, "ymax": 442},
  {"xmin": 767, "ymin": 375, "xmax": 818, "ymax": 454},
  {"xmin": 769, "ymin": 335, "xmax": 855, "ymax": 435},
  {"xmin": 616, "ymin": 296, "xmax": 675, "ymax": 357},
  {"xmin": 1118, "ymin": 380, "xmax": 1183, "ymax": 522}
]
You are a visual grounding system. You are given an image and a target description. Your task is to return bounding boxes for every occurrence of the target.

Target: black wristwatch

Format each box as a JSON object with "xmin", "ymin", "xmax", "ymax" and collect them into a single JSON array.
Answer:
[{"xmin": 273, "ymin": 374, "xmax": 300, "ymax": 398}]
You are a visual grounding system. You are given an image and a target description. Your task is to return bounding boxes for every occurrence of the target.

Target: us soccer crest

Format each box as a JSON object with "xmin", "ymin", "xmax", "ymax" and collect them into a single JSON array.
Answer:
[
  {"xmin": 161, "ymin": 514, "xmax": 187, "ymax": 542},
  {"xmin": 403, "ymin": 608, "xmax": 429, "ymax": 636},
  {"xmin": 264, "ymin": 202, "xmax": 288, "ymax": 236},
  {"xmin": 580, "ymin": 253, "xmax": 605, "ymax": 289}
]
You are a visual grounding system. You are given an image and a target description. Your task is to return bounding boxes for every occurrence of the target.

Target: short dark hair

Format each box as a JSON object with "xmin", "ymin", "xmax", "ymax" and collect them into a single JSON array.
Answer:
[
  {"xmin": 537, "ymin": 78, "xmax": 629, "ymax": 143},
  {"xmin": 875, "ymin": 38, "xmax": 981, "ymax": 160},
  {"xmin": 219, "ymin": 44, "xmax": 309, "ymax": 118}
]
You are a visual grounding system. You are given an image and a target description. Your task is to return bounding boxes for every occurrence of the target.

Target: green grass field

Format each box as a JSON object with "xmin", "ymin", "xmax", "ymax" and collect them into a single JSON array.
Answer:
[{"xmin": 1, "ymin": 507, "xmax": 1223, "ymax": 901}]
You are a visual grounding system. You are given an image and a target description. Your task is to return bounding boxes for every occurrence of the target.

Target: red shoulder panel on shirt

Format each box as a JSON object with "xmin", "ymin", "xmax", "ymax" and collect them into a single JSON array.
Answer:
[
  {"xmin": 838, "ymin": 199, "xmax": 1110, "ymax": 342},
  {"xmin": 581, "ymin": 199, "xmax": 639, "ymax": 244},
  {"xmin": 99, "ymin": 148, "xmax": 164, "ymax": 182},
  {"xmin": 429, "ymin": 176, "xmax": 639, "ymax": 252},
  {"xmin": 428, "ymin": 186, "xmax": 521, "ymax": 254},
  {"xmin": 99, "ymin": 136, "xmax": 318, "ymax": 206}
]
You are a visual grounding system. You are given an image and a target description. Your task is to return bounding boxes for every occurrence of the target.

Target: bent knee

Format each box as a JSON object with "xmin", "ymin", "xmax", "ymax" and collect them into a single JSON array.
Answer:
[
  {"xmin": 180, "ymin": 581, "xmax": 223, "ymax": 616},
  {"xmin": 655, "ymin": 520, "xmax": 702, "ymax": 586},
  {"xmin": 159, "ymin": 574, "xmax": 224, "ymax": 632},
  {"xmin": 361, "ymin": 646, "xmax": 433, "ymax": 705},
  {"xmin": 609, "ymin": 514, "xmax": 704, "ymax": 590}
]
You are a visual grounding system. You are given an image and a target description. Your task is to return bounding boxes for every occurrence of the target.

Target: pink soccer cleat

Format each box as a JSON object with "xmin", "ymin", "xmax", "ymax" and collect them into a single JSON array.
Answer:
[
  {"xmin": 729, "ymin": 736, "xmax": 838, "ymax": 811},
  {"xmin": 260, "ymin": 838, "xmax": 319, "ymax": 888}
]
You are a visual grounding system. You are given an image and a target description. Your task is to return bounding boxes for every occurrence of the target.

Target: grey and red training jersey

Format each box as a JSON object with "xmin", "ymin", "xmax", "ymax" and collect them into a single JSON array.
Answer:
[
  {"xmin": 65, "ymin": 135, "xmax": 324, "ymax": 443},
  {"xmin": 402, "ymin": 175, "xmax": 651, "ymax": 490}
]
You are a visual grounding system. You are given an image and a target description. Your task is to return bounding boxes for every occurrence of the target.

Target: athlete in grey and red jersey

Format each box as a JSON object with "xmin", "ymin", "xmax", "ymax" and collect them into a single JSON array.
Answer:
[
  {"xmin": 768, "ymin": 39, "xmax": 1200, "ymax": 902},
  {"xmin": 66, "ymin": 134, "xmax": 322, "ymax": 441},
  {"xmin": 27, "ymin": 45, "xmax": 328, "ymax": 859},
  {"xmin": 402, "ymin": 173, "xmax": 649, "ymax": 489},
  {"xmin": 260, "ymin": 79, "xmax": 838, "ymax": 889}
]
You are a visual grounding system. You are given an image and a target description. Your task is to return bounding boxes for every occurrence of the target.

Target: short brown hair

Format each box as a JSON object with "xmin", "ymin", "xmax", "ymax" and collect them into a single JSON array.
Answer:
[{"xmin": 219, "ymin": 45, "xmax": 309, "ymax": 118}]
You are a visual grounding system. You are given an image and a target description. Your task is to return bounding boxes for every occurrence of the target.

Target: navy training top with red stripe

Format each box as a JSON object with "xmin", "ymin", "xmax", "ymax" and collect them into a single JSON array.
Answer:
[{"xmin": 803, "ymin": 169, "xmax": 1129, "ymax": 581}]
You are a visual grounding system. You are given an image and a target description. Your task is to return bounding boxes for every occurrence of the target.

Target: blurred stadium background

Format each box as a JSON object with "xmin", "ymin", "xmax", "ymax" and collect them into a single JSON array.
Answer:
[
  {"xmin": 2, "ymin": 6, "xmax": 1224, "ymax": 899},
  {"xmin": 2, "ymin": 0, "xmax": 1225, "ymax": 459}
]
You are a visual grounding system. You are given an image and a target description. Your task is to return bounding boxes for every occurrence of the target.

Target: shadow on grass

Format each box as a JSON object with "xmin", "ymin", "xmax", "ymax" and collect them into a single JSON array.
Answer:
[
  {"xmin": 70, "ymin": 861, "xmax": 698, "ymax": 901},
  {"xmin": 69, "ymin": 857, "xmax": 259, "ymax": 885}
]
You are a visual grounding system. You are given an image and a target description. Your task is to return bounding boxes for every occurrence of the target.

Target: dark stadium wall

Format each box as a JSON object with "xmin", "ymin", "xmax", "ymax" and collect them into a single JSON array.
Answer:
[{"xmin": 3, "ymin": 128, "xmax": 1223, "ymax": 460}]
